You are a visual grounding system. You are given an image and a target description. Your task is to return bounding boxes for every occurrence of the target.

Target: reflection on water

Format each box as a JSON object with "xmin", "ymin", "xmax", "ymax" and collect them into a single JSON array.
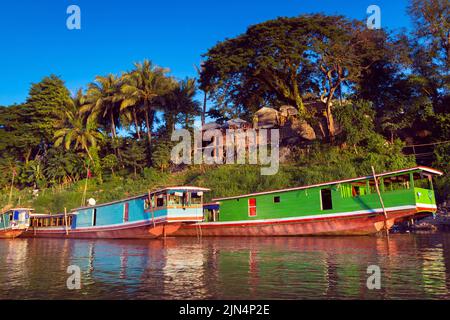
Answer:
[{"xmin": 1, "ymin": 234, "xmax": 450, "ymax": 299}]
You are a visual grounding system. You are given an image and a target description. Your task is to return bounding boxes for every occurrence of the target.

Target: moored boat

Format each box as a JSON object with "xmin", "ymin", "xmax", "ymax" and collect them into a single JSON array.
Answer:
[
  {"xmin": 21, "ymin": 187, "xmax": 209, "ymax": 239},
  {"xmin": 173, "ymin": 166, "xmax": 443, "ymax": 237},
  {"xmin": 0, "ymin": 208, "xmax": 32, "ymax": 239}
]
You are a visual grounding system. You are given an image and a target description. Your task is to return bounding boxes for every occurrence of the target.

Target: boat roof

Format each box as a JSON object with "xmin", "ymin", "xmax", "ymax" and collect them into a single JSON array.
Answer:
[
  {"xmin": 213, "ymin": 166, "xmax": 443, "ymax": 201},
  {"xmin": 29, "ymin": 213, "xmax": 65, "ymax": 218},
  {"xmin": 1, "ymin": 208, "xmax": 34, "ymax": 214},
  {"xmin": 72, "ymin": 186, "xmax": 210, "ymax": 211}
]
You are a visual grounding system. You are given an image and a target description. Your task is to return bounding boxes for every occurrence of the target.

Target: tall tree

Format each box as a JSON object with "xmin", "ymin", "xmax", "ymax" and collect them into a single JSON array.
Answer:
[
  {"xmin": 120, "ymin": 60, "xmax": 175, "ymax": 147},
  {"xmin": 0, "ymin": 76, "xmax": 72, "ymax": 165},
  {"xmin": 195, "ymin": 63, "xmax": 210, "ymax": 126},
  {"xmin": 200, "ymin": 16, "xmax": 314, "ymax": 118},
  {"xmin": 83, "ymin": 74, "xmax": 122, "ymax": 140},
  {"xmin": 409, "ymin": 0, "xmax": 449, "ymax": 73},
  {"xmin": 0, "ymin": 104, "xmax": 41, "ymax": 164},
  {"xmin": 122, "ymin": 140, "xmax": 147, "ymax": 178},
  {"xmin": 54, "ymin": 92, "xmax": 104, "ymax": 161},
  {"xmin": 200, "ymin": 14, "xmax": 388, "ymax": 140},
  {"xmin": 309, "ymin": 15, "xmax": 386, "ymax": 140},
  {"xmin": 25, "ymin": 75, "xmax": 73, "ymax": 144},
  {"xmin": 163, "ymin": 78, "xmax": 201, "ymax": 132}
]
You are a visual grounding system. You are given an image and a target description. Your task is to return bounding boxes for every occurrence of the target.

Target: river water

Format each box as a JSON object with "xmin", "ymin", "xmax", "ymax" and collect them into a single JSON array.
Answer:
[{"xmin": 1, "ymin": 233, "xmax": 450, "ymax": 300}]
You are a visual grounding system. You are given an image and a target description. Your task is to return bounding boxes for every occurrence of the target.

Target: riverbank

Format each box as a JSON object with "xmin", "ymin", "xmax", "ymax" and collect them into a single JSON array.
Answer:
[{"xmin": 396, "ymin": 203, "xmax": 450, "ymax": 233}]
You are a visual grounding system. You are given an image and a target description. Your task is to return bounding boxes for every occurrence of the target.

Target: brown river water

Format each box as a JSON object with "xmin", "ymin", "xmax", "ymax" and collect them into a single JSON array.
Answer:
[{"xmin": 1, "ymin": 233, "xmax": 450, "ymax": 300}]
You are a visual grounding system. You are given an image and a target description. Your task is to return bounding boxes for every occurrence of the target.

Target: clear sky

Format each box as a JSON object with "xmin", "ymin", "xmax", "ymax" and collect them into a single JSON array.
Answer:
[{"xmin": 0, "ymin": 0, "xmax": 413, "ymax": 106}]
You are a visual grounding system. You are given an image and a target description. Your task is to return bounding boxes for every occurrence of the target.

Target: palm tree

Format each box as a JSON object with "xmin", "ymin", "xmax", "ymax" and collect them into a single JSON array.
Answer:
[
  {"xmin": 163, "ymin": 78, "xmax": 201, "ymax": 131},
  {"xmin": 54, "ymin": 93, "xmax": 104, "ymax": 161},
  {"xmin": 119, "ymin": 72, "xmax": 142, "ymax": 140},
  {"xmin": 82, "ymin": 74, "xmax": 122, "ymax": 140},
  {"xmin": 120, "ymin": 60, "xmax": 175, "ymax": 146},
  {"xmin": 195, "ymin": 63, "xmax": 210, "ymax": 127}
]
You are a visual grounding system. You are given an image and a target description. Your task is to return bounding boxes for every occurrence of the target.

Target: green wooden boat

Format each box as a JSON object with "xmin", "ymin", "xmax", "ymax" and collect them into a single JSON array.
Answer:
[{"xmin": 173, "ymin": 166, "xmax": 443, "ymax": 236}]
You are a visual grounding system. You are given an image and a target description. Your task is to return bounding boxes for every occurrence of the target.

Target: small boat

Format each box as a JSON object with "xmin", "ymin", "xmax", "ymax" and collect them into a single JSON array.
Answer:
[
  {"xmin": 0, "ymin": 208, "xmax": 32, "ymax": 239},
  {"xmin": 173, "ymin": 166, "xmax": 443, "ymax": 237},
  {"xmin": 21, "ymin": 187, "xmax": 209, "ymax": 239}
]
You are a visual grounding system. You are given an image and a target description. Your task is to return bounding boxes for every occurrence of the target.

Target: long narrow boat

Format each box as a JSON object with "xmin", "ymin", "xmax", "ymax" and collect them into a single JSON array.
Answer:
[
  {"xmin": 0, "ymin": 208, "xmax": 32, "ymax": 239},
  {"xmin": 173, "ymin": 167, "xmax": 443, "ymax": 236},
  {"xmin": 21, "ymin": 187, "xmax": 209, "ymax": 239}
]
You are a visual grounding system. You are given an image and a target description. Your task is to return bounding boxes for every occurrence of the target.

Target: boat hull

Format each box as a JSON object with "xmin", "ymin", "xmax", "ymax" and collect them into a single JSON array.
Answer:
[
  {"xmin": 0, "ymin": 229, "xmax": 24, "ymax": 239},
  {"xmin": 172, "ymin": 207, "xmax": 434, "ymax": 237},
  {"xmin": 20, "ymin": 221, "xmax": 182, "ymax": 239}
]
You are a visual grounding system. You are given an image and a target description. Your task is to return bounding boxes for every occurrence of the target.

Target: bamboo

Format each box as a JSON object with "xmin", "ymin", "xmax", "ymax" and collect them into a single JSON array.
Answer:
[
  {"xmin": 64, "ymin": 207, "xmax": 69, "ymax": 235},
  {"xmin": 8, "ymin": 171, "xmax": 15, "ymax": 205},
  {"xmin": 1, "ymin": 214, "xmax": 6, "ymax": 230},
  {"xmin": 371, "ymin": 166, "xmax": 389, "ymax": 236},
  {"xmin": 81, "ymin": 165, "xmax": 89, "ymax": 206},
  {"xmin": 148, "ymin": 190, "xmax": 155, "ymax": 228}
]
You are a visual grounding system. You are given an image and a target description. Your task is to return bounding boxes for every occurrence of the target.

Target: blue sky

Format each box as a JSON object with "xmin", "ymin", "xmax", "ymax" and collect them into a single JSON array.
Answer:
[{"xmin": 0, "ymin": 0, "xmax": 413, "ymax": 106}]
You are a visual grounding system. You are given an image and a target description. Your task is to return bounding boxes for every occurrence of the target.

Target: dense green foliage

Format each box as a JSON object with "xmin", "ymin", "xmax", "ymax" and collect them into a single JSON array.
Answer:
[{"xmin": 0, "ymin": 1, "xmax": 448, "ymax": 212}]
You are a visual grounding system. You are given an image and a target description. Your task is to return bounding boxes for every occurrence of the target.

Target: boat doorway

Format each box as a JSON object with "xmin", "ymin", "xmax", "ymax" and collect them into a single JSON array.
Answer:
[{"xmin": 321, "ymin": 189, "xmax": 333, "ymax": 210}]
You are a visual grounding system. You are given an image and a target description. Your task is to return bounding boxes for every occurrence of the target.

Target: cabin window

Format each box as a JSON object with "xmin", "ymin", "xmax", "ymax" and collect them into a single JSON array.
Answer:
[
  {"xmin": 321, "ymin": 189, "xmax": 333, "ymax": 210},
  {"xmin": 248, "ymin": 198, "xmax": 257, "ymax": 217},
  {"xmin": 146, "ymin": 194, "xmax": 156, "ymax": 209},
  {"xmin": 156, "ymin": 194, "xmax": 165, "ymax": 208},
  {"xmin": 168, "ymin": 193, "xmax": 183, "ymax": 206},
  {"xmin": 92, "ymin": 209, "xmax": 97, "ymax": 226},
  {"xmin": 274, "ymin": 196, "xmax": 281, "ymax": 203},
  {"xmin": 383, "ymin": 174, "xmax": 411, "ymax": 192},
  {"xmin": 413, "ymin": 172, "xmax": 432, "ymax": 189},
  {"xmin": 340, "ymin": 183, "xmax": 369, "ymax": 198},
  {"xmin": 191, "ymin": 192, "xmax": 203, "ymax": 205},
  {"xmin": 144, "ymin": 198, "xmax": 151, "ymax": 210},
  {"xmin": 123, "ymin": 203, "xmax": 129, "ymax": 223}
]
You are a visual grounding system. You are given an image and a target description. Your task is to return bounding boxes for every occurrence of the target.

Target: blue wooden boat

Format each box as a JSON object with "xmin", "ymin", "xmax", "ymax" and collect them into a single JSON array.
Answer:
[
  {"xmin": 0, "ymin": 208, "xmax": 32, "ymax": 238},
  {"xmin": 21, "ymin": 187, "xmax": 209, "ymax": 239}
]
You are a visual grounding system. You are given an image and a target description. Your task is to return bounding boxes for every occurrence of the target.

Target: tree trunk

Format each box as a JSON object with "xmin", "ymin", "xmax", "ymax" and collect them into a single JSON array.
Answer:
[
  {"xmin": 25, "ymin": 148, "xmax": 32, "ymax": 165},
  {"xmin": 110, "ymin": 110, "xmax": 122, "ymax": 164},
  {"xmin": 317, "ymin": 120, "xmax": 327, "ymax": 141},
  {"xmin": 85, "ymin": 146, "xmax": 94, "ymax": 162},
  {"xmin": 144, "ymin": 110, "xmax": 151, "ymax": 145},
  {"xmin": 202, "ymin": 91, "xmax": 207, "ymax": 126},
  {"xmin": 326, "ymin": 101, "xmax": 336, "ymax": 142},
  {"xmin": 290, "ymin": 71, "xmax": 305, "ymax": 116},
  {"xmin": 144, "ymin": 101, "xmax": 152, "ymax": 146},
  {"xmin": 110, "ymin": 112, "xmax": 117, "ymax": 139},
  {"xmin": 133, "ymin": 108, "xmax": 141, "ymax": 139}
]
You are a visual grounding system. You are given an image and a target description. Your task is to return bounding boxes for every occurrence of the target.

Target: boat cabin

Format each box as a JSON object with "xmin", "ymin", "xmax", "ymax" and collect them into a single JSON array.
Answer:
[
  {"xmin": 144, "ymin": 187, "xmax": 209, "ymax": 223},
  {"xmin": 29, "ymin": 213, "xmax": 73, "ymax": 229},
  {"xmin": 211, "ymin": 167, "xmax": 443, "ymax": 223},
  {"xmin": 0, "ymin": 208, "xmax": 32, "ymax": 230},
  {"xmin": 67, "ymin": 186, "xmax": 210, "ymax": 229}
]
